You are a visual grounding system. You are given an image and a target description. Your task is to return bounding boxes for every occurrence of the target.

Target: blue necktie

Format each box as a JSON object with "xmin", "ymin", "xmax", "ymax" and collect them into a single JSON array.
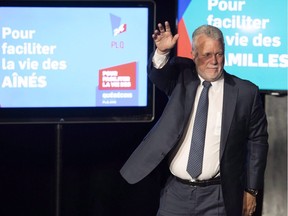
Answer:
[{"xmin": 187, "ymin": 81, "xmax": 211, "ymax": 178}]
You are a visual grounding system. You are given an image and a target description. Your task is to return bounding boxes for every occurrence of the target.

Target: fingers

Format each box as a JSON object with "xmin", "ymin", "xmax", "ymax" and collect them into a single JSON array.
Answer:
[
  {"xmin": 173, "ymin": 33, "xmax": 180, "ymax": 43},
  {"xmin": 242, "ymin": 192, "xmax": 257, "ymax": 216},
  {"xmin": 249, "ymin": 203, "xmax": 257, "ymax": 215},
  {"xmin": 158, "ymin": 21, "xmax": 171, "ymax": 33},
  {"xmin": 152, "ymin": 29, "xmax": 160, "ymax": 40},
  {"xmin": 158, "ymin": 22, "xmax": 165, "ymax": 33},
  {"xmin": 164, "ymin": 21, "xmax": 171, "ymax": 32},
  {"xmin": 152, "ymin": 21, "xmax": 171, "ymax": 39}
]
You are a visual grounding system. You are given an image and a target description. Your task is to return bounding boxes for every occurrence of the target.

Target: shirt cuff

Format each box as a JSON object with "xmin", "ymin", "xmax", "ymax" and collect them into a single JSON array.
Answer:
[{"xmin": 152, "ymin": 49, "xmax": 170, "ymax": 69}]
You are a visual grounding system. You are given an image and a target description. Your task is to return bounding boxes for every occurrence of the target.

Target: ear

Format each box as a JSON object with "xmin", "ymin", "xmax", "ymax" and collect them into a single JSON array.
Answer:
[{"xmin": 191, "ymin": 50, "xmax": 196, "ymax": 61}]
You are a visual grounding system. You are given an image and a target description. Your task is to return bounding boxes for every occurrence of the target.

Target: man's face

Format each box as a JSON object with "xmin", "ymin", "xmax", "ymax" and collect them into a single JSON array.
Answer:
[{"xmin": 191, "ymin": 35, "xmax": 225, "ymax": 82}]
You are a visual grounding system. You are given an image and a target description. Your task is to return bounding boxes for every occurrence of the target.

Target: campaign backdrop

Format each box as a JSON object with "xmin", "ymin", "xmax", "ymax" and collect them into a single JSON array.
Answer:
[{"xmin": 0, "ymin": 7, "xmax": 149, "ymax": 107}]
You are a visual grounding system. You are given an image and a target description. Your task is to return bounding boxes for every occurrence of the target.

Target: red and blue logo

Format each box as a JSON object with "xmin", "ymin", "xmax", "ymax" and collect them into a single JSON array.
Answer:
[{"xmin": 110, "ymin": 14, "xmax": 127, "ymax": 36}]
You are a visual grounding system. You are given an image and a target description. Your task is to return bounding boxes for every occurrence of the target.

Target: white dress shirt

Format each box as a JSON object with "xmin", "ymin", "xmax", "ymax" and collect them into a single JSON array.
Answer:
[{"xmin": 152, "ymin": 50, "xmax": 224, "ymax": 181}]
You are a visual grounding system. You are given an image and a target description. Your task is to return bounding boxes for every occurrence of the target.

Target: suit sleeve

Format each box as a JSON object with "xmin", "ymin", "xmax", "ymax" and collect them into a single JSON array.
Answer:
[
  {"xmin": 147, "ymin": 52, "xmax": 180, "ymax": 96},
  {"xmin": 246, "ymin": 88, "xmax": 269, "ymax": 189}
]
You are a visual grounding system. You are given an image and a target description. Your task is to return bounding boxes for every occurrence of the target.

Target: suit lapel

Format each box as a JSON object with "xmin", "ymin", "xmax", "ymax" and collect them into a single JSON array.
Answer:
[{"xmin": 220, "ymin": 73, "xmax": 238, "ymax": 159}]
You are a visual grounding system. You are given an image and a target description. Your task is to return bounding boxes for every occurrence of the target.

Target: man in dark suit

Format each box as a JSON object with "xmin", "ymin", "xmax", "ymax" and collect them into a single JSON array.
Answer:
[{"xmin": 120, "ymin": 21, "xmax": 268, "ymax": 216}]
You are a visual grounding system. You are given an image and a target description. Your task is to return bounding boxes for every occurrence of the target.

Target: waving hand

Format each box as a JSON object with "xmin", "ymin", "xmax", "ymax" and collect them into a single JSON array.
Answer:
[{"xmin": 152, "ymin": 21, "xmax": 179, "ymax": 54}]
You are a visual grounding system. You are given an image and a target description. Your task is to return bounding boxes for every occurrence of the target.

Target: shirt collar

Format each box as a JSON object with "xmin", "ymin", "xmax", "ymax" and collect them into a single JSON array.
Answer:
[{"xmin": 198, "ymin": 73, "xmax": 224, "ymax": 89}]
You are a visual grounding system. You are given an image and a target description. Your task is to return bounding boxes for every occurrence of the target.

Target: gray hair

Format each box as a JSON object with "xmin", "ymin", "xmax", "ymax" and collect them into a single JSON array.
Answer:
[{"xmin": 192, "ymin": 25, "xmax": 225, "ymax": 51}]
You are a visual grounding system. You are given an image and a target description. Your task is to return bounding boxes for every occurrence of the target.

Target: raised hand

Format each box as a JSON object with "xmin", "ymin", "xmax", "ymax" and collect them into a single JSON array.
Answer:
[{"xmin": 152, "ymin": 21, "xmax": 179, "ymax": 54}]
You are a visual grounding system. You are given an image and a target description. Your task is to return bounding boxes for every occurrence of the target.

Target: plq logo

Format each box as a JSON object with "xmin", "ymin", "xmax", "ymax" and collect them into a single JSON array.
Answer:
[
  {"xmin": 110, "ymin": 13, "xmax": 127, "ymax": 37},
  {"xmin": 114, "ymin": 24, "xmax": 127, "ymax": 36}
]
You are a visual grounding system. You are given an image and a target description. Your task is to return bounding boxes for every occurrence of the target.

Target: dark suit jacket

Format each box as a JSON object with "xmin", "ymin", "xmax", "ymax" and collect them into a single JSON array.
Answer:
[{"xmin": 120, "ymin": 55, "xmax": 269, "ymax": 216}]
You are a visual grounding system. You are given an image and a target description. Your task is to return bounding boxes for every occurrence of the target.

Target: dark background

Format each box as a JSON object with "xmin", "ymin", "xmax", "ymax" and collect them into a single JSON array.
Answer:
[{"xmin": 0, "ymin": 0, "xmax": 287, "ymax": 216}]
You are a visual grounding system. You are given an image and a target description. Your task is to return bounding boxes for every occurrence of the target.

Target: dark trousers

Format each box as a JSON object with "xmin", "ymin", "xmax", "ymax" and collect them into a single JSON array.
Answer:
[{"xmin": 157, "ymin": 176, "xmax": 226, "ymax": 216}]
